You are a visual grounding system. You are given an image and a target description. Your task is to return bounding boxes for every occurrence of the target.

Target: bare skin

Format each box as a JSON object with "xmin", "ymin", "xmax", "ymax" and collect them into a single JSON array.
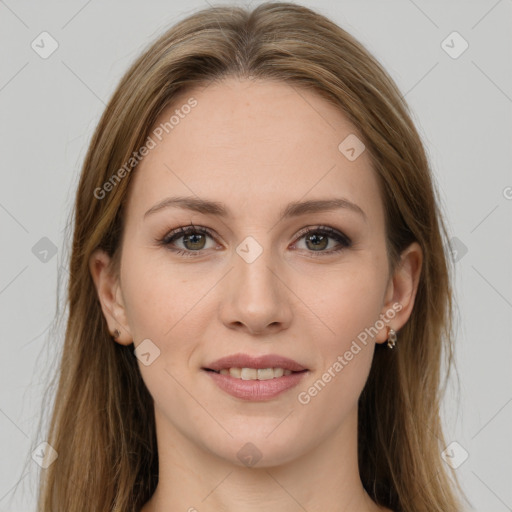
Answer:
[{"xmin": 90, "ymin": 77, "xmax": 421, "ymax": 512}]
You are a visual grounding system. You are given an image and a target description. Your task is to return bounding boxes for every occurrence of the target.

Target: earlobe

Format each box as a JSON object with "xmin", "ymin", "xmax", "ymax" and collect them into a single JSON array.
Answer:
[
  {"xmin": 376, "ymin": 241, "xmax": 423, "ymax": 345},
  {"xmin": 88, "ymin": 248, "xmax": 133, "ymax": 345}
]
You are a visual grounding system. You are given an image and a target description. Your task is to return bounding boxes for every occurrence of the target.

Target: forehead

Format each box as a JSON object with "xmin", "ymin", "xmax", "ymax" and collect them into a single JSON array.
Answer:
[{"xmin": 124, "ymin": 78, "xmax": 383, "ymax": 227}]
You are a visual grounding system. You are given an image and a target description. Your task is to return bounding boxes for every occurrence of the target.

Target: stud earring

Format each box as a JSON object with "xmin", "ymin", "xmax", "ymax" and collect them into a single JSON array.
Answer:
[
  {"xmin": 387, "ymin": 327, "xmax": 397, "ymax": 349},
  {"xmin": 112, "ymin": 328, "xmax": 121, "ymax": 340}
]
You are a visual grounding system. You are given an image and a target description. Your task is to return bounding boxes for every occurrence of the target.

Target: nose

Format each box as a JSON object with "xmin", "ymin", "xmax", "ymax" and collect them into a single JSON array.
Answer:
[{"xmin": 219, "ymin": 240, "xmax": 293, "ymax": 337}]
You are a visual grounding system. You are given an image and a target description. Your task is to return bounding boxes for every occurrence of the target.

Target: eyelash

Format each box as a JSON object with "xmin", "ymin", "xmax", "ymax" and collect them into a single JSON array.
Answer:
[{"xmin": 157, "ymin": 223, "xmax": 352, "ymax": 259}]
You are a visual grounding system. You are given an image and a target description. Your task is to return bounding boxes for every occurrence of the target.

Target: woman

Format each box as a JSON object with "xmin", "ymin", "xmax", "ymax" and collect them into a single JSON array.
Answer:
[{"xmin": 38, "ymin": 2, "xmax": 466, "ymax": 511}]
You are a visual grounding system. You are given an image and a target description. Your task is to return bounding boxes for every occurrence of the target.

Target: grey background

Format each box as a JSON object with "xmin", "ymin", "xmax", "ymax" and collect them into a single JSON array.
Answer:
[{"xmin": 1, "ymin": 0, "xmax": 511, "ymax": 510}]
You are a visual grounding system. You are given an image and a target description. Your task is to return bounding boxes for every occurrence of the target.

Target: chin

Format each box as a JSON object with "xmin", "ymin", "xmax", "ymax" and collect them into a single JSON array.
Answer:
[{"xmin": 204, "ymin": 432, "xmax": 311, "ymax": 469}]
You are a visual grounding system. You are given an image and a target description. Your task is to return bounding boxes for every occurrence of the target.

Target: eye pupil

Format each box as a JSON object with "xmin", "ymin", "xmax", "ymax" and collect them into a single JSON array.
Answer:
[
  {"xmin": 306, "ymin": 233, "xmax": 328, "ymax": 251},
  {"xmin": 184, "ymin": 233, "xmax": 206, "ymax": 250}
]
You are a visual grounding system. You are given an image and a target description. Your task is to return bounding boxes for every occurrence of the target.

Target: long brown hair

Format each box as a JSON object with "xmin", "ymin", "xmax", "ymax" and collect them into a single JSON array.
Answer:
[{"xmin": 37, "ymin": 2, "xmax": 466, "ymax": 511}]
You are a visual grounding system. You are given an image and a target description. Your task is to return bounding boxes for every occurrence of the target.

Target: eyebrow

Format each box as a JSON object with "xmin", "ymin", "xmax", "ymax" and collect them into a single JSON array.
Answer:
[{"xmin": 144, "ymin": 196, "xmax": 367, "ymax": 222}]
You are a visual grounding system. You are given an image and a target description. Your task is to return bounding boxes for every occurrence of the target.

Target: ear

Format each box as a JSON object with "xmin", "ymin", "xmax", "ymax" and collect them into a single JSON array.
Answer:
[
  {"xmin": 89, "ymin": 248, "xmax": 133, "ymax": 346},
  {"xmin": 375, "ymin": 241, "xmax": 423, "ymax": 345}
]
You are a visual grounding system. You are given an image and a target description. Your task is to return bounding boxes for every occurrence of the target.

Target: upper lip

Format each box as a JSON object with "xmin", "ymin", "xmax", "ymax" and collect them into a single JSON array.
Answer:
[{"xmin": 204, "ymin": 353, "xmax": 308, "ymax": 372}]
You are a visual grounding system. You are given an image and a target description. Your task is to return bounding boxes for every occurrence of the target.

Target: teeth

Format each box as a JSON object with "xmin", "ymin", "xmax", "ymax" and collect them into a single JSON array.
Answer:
[
  {"xmin": 217, "ymin": 367, "xmax": 295, "ymax": 380},
  {"xmin": 229, "ymin": 368, "xmax": 241, "ymax": 378},
  {"xmin": 241, "ymin": 368, "xmax": 258, "ymax": 380},
  {"xmin": 257, "ymin": 368, "xmax": 274, "ymax": 380}
]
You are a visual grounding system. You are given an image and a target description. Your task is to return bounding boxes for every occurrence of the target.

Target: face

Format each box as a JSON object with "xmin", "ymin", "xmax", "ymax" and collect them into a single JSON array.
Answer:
[{"xmin": 92, "ymin": 77, "xmax": 418, "ymax": 467}]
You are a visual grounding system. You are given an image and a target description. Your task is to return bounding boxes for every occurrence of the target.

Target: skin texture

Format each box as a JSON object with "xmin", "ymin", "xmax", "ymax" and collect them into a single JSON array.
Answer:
[{"xmin": 89, "ymin": 78, "xmax": 422, "ymax": 512}]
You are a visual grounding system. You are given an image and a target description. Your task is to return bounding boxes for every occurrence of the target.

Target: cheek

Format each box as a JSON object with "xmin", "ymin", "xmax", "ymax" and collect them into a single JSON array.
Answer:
[
  {"xmin": 119, "ymin": 250, "xmax": 205, "ymax": 417},
  {"xmin": 119, "ymin": 246, "xmax": 216, "ymax": 393},
  {"xmin": 301, "ymin": 260, "xmax": 385, "ymax": 391},
  {"xmin": 305, "ymin": 260, "xmax": 386, "ymax": 345},
  {"xmin": 294, "ymin": 268, "xmax": 383, "ymax": 415},
  {"xmin": 120, "ymin": 245, "xmax": 206, "ymax": 341}
]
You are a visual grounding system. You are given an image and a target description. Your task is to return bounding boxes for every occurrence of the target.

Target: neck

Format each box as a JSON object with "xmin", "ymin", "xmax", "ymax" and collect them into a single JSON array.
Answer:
[{"xmin": 141, "ymin": 406, "xmax": 387, "ymax": 512}]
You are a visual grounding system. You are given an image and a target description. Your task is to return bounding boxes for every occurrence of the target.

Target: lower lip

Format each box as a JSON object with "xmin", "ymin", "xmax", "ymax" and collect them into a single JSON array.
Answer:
[{"xmin": 204, "ymin": 370, "xmax": 308, "ymax": 401}]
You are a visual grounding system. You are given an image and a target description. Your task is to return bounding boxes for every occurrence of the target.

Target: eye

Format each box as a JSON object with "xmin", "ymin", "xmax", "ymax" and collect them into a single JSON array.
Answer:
[
  {"xmin": 292, "ymin": 225, "xmax": 352, "ymax": 257},
  {"xmin": 157, "ymin": 223, "xmax": 352, "ymax": 258},
  {"xmin": 158, "ymin": 224, "xmax": 218, "ymax": 257}
]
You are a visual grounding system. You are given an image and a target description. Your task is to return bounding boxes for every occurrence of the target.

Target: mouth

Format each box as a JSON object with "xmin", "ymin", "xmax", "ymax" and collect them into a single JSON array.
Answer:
[
  {"xmin": 202, "ymin": 367, "xmax": 308, "ymax": 380},
  {"xmin": 202, "ymin": 353, "xmax": 309, "ymax": 401},
  {"xmin": 203, "ymin": 352, "xmax": 308, "ymax": 378}
]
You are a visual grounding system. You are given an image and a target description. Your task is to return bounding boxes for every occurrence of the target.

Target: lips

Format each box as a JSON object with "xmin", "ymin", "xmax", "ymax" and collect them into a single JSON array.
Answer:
[{"xmin": 202, "ymin": 353, "xmax": 309, "ymax": 400}]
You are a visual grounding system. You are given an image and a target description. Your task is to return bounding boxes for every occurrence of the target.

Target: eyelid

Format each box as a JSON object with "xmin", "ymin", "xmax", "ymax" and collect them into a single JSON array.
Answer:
[{"xmin": 161, "ymin": 224, "xmax": 216, "ymax": 243}]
